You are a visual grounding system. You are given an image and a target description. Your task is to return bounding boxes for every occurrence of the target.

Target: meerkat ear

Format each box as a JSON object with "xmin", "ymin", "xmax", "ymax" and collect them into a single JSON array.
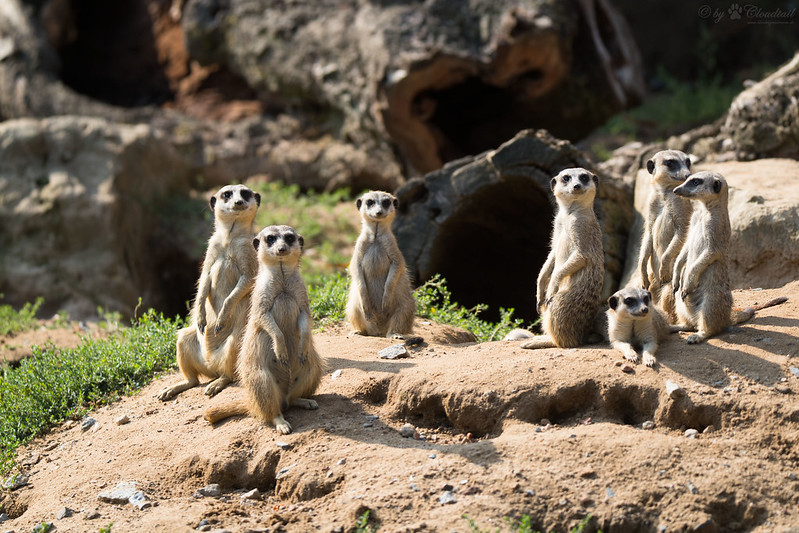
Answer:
[
  {"xmin": 254, "ymin": 192, "xmax": 261, "ymax": 206},
  {"xmin": 393, "ymin": 198, "xmax": 399, "ymax": 209},
  {"xmin": 608, "ymin": 295, "xmax": 618, "ymax": 310},
  {"xmin": 253, "ymin": 238, "xmax": 260, "ymax": 250},
  {"xmin": 713, "ymin": 179, "xmax": 722, "ymax": 194},
  {"xmin": 210, "ymin": 196, "xmax": 217, "ymax": 210},
  {"xmin": 550, "ymin": 177, "xmax": 557, "ymax": 191},
  {"xmin": 298, "ymin": 235, "xmax": 304, "ymax": 250},
  {"xmin": 591, "ymin": 173, "xmax": 598, "ymax": 186},
  {"xmin": 685, "ymin": 158, "xmax": 692, "ymax": 170},
  {"xmin": 646, "ymin": 159, "xmax": 655, "ymax": 174},
  {"xmin": 356, "ymin": 198, "xmax": 362, "ymax": 210}
]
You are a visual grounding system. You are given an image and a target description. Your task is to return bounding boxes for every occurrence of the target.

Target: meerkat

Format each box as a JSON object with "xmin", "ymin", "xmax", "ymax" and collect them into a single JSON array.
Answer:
[
  {"xmin": 204, "ymin": 225, "xmax": 324, "ymax": 434},
  {"xmin": 346, "ymin": 190, "xmax": 415, "ymax": 338},
  {"xmin": 606, "ymin": 287, "xmax": 669, "ymax": 367},
  {"xmin": 637, "ymin": 150, "xmax": 693, "ymax": 321},
  {"xmin": 157, "ymin": 184, "xmax": 260, "ymax": 401},
  {"xmin": 670, "ymin": 172, "xmax": 788, "ymax": 343},
  {"xmin": 521, "ymin": 168, "xmax": 604, "ymax": 349}
]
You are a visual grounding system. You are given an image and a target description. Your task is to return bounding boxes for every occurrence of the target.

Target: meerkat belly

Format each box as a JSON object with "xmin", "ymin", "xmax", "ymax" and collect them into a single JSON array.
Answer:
[
  {"xmin": 207, "ymin": 258, "xmax": 240, "ymax": 310},
  {"xmin": 363, "ymin": 243, "xmax": 390, "ymax": 306},
  {"xmin": 272, "ymin": 292, "xmax": 301, "ymax": 357}
]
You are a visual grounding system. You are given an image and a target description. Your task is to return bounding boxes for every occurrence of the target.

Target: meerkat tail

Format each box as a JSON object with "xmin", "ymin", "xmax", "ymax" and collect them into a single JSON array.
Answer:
[
  {"xmin": 204, "ymin": 399, "xmax": 249, "ymax": 424},
  {"xmin": 731, "ymin": 296, "xmax": 788, "ymax": 325}
]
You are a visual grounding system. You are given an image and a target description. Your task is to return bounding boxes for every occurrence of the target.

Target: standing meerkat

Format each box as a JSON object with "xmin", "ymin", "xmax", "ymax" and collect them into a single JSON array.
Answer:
[
  {"xmin": 346, "ymin": 190, "xmax": 415, "ymax": 338},
  {"xmin": 671, "ymin": 172, "xmax": 787, "ymax": 343},
  {"xmin": 637, "ymin": 150, "xmax": 693, "ymax": 321},
  {"xmin": 158, "ymin": 184, "xmax": 260, "ymax": 401},
  {"xmin": 521, "ymin": 168, "xmax": 604, "ymax": 349},
  {"xmin": 204, "ymin": 225, "xmax": 324, "ymax": 434},
  {"xmin": 607, "ymin": 287, "xmax": 669, "ymax": 367}
]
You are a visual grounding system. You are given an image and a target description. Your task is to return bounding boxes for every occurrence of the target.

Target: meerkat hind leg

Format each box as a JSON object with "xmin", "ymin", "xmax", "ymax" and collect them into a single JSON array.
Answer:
[
  {"xmin": 520, "ymin": 335, "xmax": 557, "ymax": 350},
  {"xmin": 273, "ymin": 414, "xmax": 292, "ymax": 435},
  {"xmin": 291, "ymin": 398, "xmax": 319, "ymax": 409},
  {"xmin": 157, "ymin": 327, "xmax": 203, "ymax": 401}
]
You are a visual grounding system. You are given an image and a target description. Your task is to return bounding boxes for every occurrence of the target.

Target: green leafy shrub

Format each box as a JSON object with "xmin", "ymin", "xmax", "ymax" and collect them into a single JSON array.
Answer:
[{"xmin": 0, "ymin": 296, "xmax": 43, "ymax": 336}]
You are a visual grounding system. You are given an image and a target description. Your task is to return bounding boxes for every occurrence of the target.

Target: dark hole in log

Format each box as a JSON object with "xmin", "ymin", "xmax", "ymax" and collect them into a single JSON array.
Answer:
[
  {"xmin": 48, "ymin": 0, "xmax": 173, "ymax": 107},
  {"xmin": 422, "ymin": 73, "xmax": 547, "ymax": 165},
  {"xmin": 425, "ymin": 177, "xmax": 553, "ymax": 324}
]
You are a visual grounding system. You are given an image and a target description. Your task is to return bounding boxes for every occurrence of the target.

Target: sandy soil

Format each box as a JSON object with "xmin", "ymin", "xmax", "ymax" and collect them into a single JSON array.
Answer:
[{"xmin": 2, "ymin": 283, "xmax": 798, "ymax": 533}]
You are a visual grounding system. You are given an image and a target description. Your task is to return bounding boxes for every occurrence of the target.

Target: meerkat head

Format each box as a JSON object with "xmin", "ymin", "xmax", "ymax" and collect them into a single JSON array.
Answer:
[
  {"xmin": 550, "ymin": 168, "xmax": 598, "ymax": 206},
  {"xmin": 356, "ymin": 191, "xmax": 398, "ymax": 224},
  {"xmin": 253, "ymin": 225, "xmax": 304, "ymax": 267},
  {"xmin": 673, "ymin": 171, "xmax": 728, "ymax": 206},
  {"xmin": 210, "ymin": 184, "xmax": 261, "ymax": 225},
  {"xmin": 646, "ymin": 150, "xmax": 692, "ymax": 188},
  {"xmin": 608, "ymin": 287, "xmax": 653, "ymax": 319}
]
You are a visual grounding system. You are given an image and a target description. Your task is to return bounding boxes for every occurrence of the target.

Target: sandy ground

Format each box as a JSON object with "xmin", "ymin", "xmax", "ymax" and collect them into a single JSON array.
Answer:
[{"xmin": 2, "ymin": 283, "xmax": 799, "ymax": 533}]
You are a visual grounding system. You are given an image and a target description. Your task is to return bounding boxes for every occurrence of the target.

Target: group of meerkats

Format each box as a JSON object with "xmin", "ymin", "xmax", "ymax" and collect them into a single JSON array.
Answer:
[
  {"xmin": 509, "ymin": 150, "xmax": 785, "ymax": 366},
  {"xmin": 157, "ymin": 188, "xmax": 415, "ymax": 433},
  {"xmin": 157, "ymin": 151, "xmax": 785, "ymax": 433}
]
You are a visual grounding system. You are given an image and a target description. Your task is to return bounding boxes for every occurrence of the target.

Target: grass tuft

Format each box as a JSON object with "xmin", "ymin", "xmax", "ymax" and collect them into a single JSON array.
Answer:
[
  {"xmin": 0, "ymin": 296, "xmax": 43, "ymax": 337},
  {"xmin": 0, "ymin": 310, "xmax": 181, "ymax": 473}
]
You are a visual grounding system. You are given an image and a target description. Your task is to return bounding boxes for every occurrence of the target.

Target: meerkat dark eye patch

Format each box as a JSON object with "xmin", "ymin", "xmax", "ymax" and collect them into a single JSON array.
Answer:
[
  {"xmin": 624, "ymin": 297, "xmax": 636, "ymax": 306},
  {"xmin": 366, "ymin": 199, "xmax": 375, "ymax": 207},
  {"xmin": 562, "ymin": 175, "xmax": 570, "ymax": 183},
  {"xmin": 690, "ymin": 178, "xmax": 702, "ymax": 187},
  {"xmin": 381, "ymin": 199, "xmax": 392, "ymax": 209},
  {"xmin": 643, "ymin": 294, "xmax": 650, "ymax": 305},
  {"xmin": 579, "ymin": 173, "xmax": 590, "ymax": 184},
  {"xmin": 240, "ymin": 189, "xmax": 252, "ymax": 201},
  {"xmin": 284, "ymin": 233, "xmax": 296, "ymax": 245},
  {"xmin": 665, "ymin": 160, "xmax": 679, "ymax": 172},
  {"xmin": 266, "ymin": 235, "xmax": 277, "ymax": 246},
  {"xmin": 222, "ymin": 191, "xmax": 233, "ymax": 200}
]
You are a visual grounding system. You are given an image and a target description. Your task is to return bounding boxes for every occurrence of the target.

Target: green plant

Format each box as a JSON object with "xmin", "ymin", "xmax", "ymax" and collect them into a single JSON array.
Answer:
[
  {"xmin": 415, "ymin": 275, "xmax": 525, "ymax": 342},
  {"xmin": 0, "ymin": 310, "xmax": 182, "ymax": 474},
  {"xmin": 50, "ymin": 310, "xmax": 71, "ymax": 330},
  {"xmin": 0, "ymin": 296, "xmax": 43, "ymax": 336},
  {"xmin": 306, "ymin": 271, "xmax": 350, "ymax": 328},
  {"xmin": 355, "ymin": 509, "xmax": 377, "ymax": 533},
  {"xmin": 32, "ymin": 523, "xmax": 53, "ymax": 533},
  {"xmin": 99, "ymin": 523, "xmax": 113, "ymax": 533},
  {"xmin": 463, "ymin": 514, "xmax": 596, "ymax": 533}
]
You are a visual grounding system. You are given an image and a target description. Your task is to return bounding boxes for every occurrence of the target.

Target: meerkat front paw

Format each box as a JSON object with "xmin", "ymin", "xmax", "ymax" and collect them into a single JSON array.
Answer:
[
  {"xmin": 203, "ymin": 376, "xmax": 231, "ymax": 397},
  {"xmin": 686, "ymin": 333, "xmax": 705, "ymax": 344},
  {"xmin": 642, "ymin": 352, "xmax": 657, "ymax": 367},
  {"xmin": 273, "ymin": 414, "xmax": 292, "ymax": 434},
  {"xmin": 623, "ymin": 348, "xmax": 640, "ymax": 364},
  {"xmin": 292, "ymin": 398, "xmax": 319, "ymax": 410}
]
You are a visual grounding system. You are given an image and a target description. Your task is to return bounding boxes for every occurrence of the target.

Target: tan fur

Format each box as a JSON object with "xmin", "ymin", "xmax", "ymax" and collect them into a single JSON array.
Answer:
[
  {"xmin": 637, "ymin": 150, "xmax": 693, "ymax": 321},
  {"xmin": 521, "ymin": 168, "xmax": 604, "ymax": 349},
  {"xmin": 346, "ymin": 191, "xmax": 415, "ymax": 338},
  {"xmin": 157, "ymin": 185, "xmax": 260, "ymax": 401},
  {"xmin": 204, "ymin": 225, "xmax": 324, "ymax": 434},
  {"xmin": 607, "ymin": 287, "xmax": 669, "ymax": 367}
]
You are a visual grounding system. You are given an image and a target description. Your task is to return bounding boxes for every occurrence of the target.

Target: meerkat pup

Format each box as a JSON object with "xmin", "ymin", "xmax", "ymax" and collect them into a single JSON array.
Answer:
[
  {"xmin": 158, "ymin": 184, "xmax": 260, "ymax": 401},
  {"xmin": 346, "ymin": 190, "xmax": 415, "ymax": 338},
  {"xmin": 204, "ymin": 225, "xmax": 324, "ymax": 434},
  {"xmin": 637, "ymin": 150, "xmax": 693, "ymax": 321},
  {"xmin": 671, "ymin": 172, "xmax": 787, "ymax": 343},
  {"xmin": 521, "ymin": 168, "xmax": 604, "ymax": 349},
  {"xmin": 607, "ymin": 287, "xmax": 669, "ymax": 367}
]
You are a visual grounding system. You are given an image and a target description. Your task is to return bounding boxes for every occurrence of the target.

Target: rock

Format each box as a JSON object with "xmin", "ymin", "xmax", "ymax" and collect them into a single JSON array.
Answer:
[
  {"xmin": 395, "ymin": 129, "xmax": 633, "ymax": 323},
  {"xmin": 0, "ymin": 117, "xmax": 196, "ymax": 319},
  {"xmin": 275, "ymin": 441, "xmax": 292, "ymax": 450},
  {"xmin": 642, "ymin": 421, "xmax": 655, "ymax": 430},
  {"xmin": 83, "ymin": 509, "xmax": 101, "ymax": 520},
  {"xmin": 194, "ymin": 484, "xmax": 222, "ymax": 498},
  {"xmin": 400, "ymin": 424, "xmax": 416, "ymax": 438},
  {"xmin": 685, "ymin": 429, "xmax": 700, "ymax": 439},
  {"xmin": 438, "ymin": 491, "xmax": 457, "ymax": 505},
  {"xmin": 128, "ymin": 491, "xmax": 152, "ymax": 510},
  {"xmin": 621, "ymin": 364, "xmax": 635, "ymax": 374},
  {"xmin": 98, "ymin": 481, "xmax": 139, "ymax": 504},
  {"xmin": 241, "ymin": 488, "xmax": 261, "ymax": 501},
  {"xmin": 0, "ymin": 513, "xmax": 8, "ymax": 522},
  {"xmin": 337, "ymin": 458, "xmax": 346, "ymax": 466},
  {"xmin": 606, "ymin": 487, "xmax": 615, "ymax": 498},
  {"xmin": 276, "ymin": 463, "xmax": 296, "ymax": 480},
  {"xmin": 2, "ymin": 473, "xmax": 28, "ymax": 490},
  {"xmin": 775, "ymin": 385, "xmax": 792, "ymax": 394},
  {"xmin": 114, "ymin": 415, "xmax": 130, "ymax": 425},
  {"xmin": 703, "ymin": 425, "xmax": 716, "ymax": 434},
  {"xmin": 331, "ymin": 369, "xmax": 342, "ymax": 380},
  {"xmin": 666, "ymin": 381, "xmax": 685, "ymax": 400},
  {"xmin": 503, "ymin": 329, "xmax": 534, "ymax": 341},
  {"xmin": 379, "ymin": 344, "xmax": 409, "ymax": 360},
  {"xmin": 81, "ymin": 417, "xmax": 97, "ymax": 431},
  {"xmin": 789, "ymin": 367, "xmax": 799, "ymax": 378},
  {"xmin": 56, "ymin": 507, "xmax": 73, "ymax": 519}
]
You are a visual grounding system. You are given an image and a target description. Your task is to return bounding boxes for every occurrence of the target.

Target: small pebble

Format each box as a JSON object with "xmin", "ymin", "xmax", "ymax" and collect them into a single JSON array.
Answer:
[
  {"xmin": 685, "ymin": 429, "xmax": 699, "ymax": 438},
  {"xmin": 399, "ymin": 423, "xmax": 416, "ymax": 438},
  {"xmin": 337, "ymin": 458, "xmax": 346, "ymax": 465},
  {"xmin": 703, "ymin": 425, "xmax": 715, "ymax": 434},
  {"xmin": 331, "ymin": 369, "xmax": 342, "ymax": 380},
  {"xmin": 642, "ymin": 421, "xmax": 655, "ymax": 430},
  {"xmin": 621, "ymin": 364, "xmax": 634, "ymax": 374},
  {"xmin": 194, "ymin": 484, "xmax": 221, "ymax": 498},
  {"xmin": 275, "ymin": 441, "xmax": 292, "ymax": 450},
  {"xmin": 688, "ymin": 482, "xmax": 698, "ymax": 494},
  {"xmin": 606, "ymin": 487, "xmax": 615, "ymax": 498},
  {"xmin": 83, "ymin": 509, "xmax": 101, "ymax": 520},
  {"xmin": 56, "ymin": 507, "xmax": 73, "ymax": 519},
  {"xmin": 438, "ymin": 491, "xmax": 457, "ymax": 505},
  {"xmin": 241, "ymin": 488, "xmax": 261, "ymax": 501},
  {"xmin": 114, "ymin": 414, "xmax": 130, "ymax": 425},
  {"xmin": 276, "ymin": 463, "xmax": 296, "ymax": 479},
  {"xmin": 0, "ymin": 513, "xmax": 9, "ymax": 523},
  {"xmin": 666, "ymin": 381, "xmax": 684, "ymax": 399},
  {"xmin": 790, "ymin": 367, "xmax": 799, "ymax": 378},
  {"xmin": 775, "ymin": 385, "xmax": 792, "ymax": 394},
  {"xmin": 129, "ymin": 491, "xmax": 151, "ymax": 510},
  {"xmin": 379, "ymin": 344, "xmax": 409, "ymax": 360},
  {"xmin": 429, "ymin": 453, "xmax": 437, "ymax": 459},
  {"xmin": 81, "ymin": 417, "xmax": 96, "ymax": 431}
]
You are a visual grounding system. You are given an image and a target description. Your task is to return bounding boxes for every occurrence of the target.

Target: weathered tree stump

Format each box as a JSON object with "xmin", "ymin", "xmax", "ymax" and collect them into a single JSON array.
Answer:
[{"xmin": 393, "ymin": 129, "xmax": 633, "ymax": 323}]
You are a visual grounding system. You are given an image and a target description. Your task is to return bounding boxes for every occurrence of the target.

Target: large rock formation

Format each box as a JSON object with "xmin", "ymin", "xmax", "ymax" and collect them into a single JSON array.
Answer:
[
  {"xmin": 0, "ymin": 117, "xmax": 201, "ymax": 319},
  {"xmin": 393, "ymin": 129, "xmax": 633, "ymax": 322}
]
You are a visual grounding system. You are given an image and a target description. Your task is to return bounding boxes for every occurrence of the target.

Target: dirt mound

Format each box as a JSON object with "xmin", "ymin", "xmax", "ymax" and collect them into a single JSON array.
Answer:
[{"xmin": 2, "ymin": 284, "xmax": 799, "ymax": 532}]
